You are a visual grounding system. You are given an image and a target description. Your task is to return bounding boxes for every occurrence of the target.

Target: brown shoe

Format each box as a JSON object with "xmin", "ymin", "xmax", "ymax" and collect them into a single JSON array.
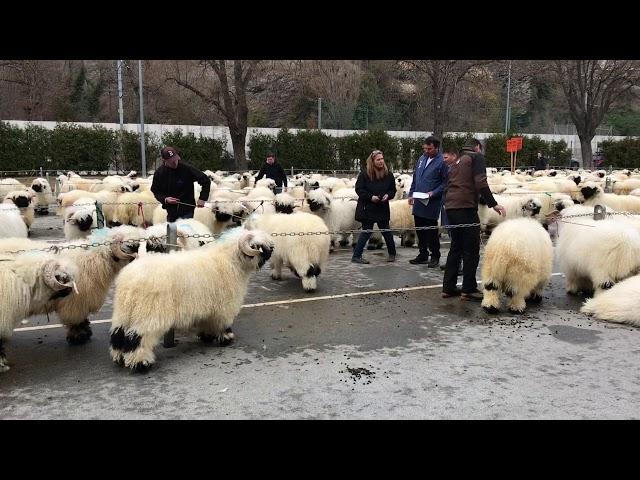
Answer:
[
  {"xmin": 461, "ymin": 291, "xmax": 483, "ymax": 301},
  {"xmin": 442, "ymin": 289, "xmax": 462, "ymax": 298}
]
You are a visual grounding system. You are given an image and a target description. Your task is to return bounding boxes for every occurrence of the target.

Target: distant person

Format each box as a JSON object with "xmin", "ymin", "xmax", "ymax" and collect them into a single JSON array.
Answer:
[
  {"xmin": 255, "ymin": 152, "xmax": 288, "ymax": 194},
  {"xmin": 535, "ymin": 152, "xmax": 548, "ymax": 171},
  {"xmin": 351, "ymin": 150, "xmax": 397, "ymax": 264},
  {"xmin": 442, "ymin": 139, "xmax": 506, "ymax": 301},
  {"xmin": 151, "ymin": 146, "xmax": 211, "ymax": 222},
  {"xmin": 407, "ymin": 136, "xmax": 448, "ymax": 267}
]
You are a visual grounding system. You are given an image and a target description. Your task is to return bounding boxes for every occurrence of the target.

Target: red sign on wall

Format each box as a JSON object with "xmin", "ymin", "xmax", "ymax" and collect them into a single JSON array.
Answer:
[{"xmin": 506, "ymin": 137, "xmax": 523, "ymax": 153}]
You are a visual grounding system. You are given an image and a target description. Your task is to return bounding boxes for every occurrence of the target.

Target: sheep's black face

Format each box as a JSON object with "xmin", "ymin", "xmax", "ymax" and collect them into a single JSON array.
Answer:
[
  {"xmin": 32, "ymin": 184, "xmax": 42, "ymax": 192},
  {"xmin": 548, "ymin": 171, "xmax": 557, "ymax": 177},
  {"xmin": 597, "ymin": 172, "xmax": 605, "ymax": 178},
  {"xmin": 109, "ymin": 221, "xmax": 122, "ymax": 227},
  {"xmin": 572, "ymin": 176, "xmax": 581, "ymax": 186},
  {"xmin": 77, "ymin": 215, "xmax": 93, "ymax": 231},
  {"xmin": 121, "ymin": 241, "xmax": 140, "ymax": 256},
  {"xmin": 523, "ymin": 201, "xmax": 541, "ymax": 216},
  {"xmin": 13, "ymin": 196, "xmax": 30, "ymax": 208},
  {"xmin": 581, "ymin": 186, "xmax": 599, "ymax": 200},
  {"xmin": 307, "ymin": 199, "xmax": 324, "ymax": 212},
  {"xmin": 215, "ymin": 212, "xmax": 232, "ymax": 222},
  {"xmin": 145, "ymin": 238, "xmax": 167, "ymax": 253},
  {"xmin": 131, "ymin": 184, "xmax": 140, "ymax": 191},
  {"xmin": 275, "ymin": 204, "xmax": 294, "ymax": 214},
  {"xmin": 50, "ymin": 286, "xmax": 73, "ymax": 299},
  {"xmin": 257, "ymin": 244, "xmax": 273, "ymax": 268}
]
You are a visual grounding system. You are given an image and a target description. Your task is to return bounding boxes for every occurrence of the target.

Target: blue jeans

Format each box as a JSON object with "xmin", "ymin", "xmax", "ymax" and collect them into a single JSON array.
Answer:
[{"xmin": 352, "ymin": 220, "xmax": 396, "ymax": 258}]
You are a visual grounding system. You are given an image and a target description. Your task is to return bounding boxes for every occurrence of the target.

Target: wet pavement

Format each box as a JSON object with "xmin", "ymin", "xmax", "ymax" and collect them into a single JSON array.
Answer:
[{"xmin": 1, "ymin": 212, "xmax": 639, "ymax": 419}]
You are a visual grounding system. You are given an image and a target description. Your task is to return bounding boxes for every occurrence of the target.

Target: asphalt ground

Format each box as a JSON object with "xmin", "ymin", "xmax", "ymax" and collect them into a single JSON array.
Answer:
[{"xmin": 1, "ymin": 211, "xmax": 639, "ymax": 419}]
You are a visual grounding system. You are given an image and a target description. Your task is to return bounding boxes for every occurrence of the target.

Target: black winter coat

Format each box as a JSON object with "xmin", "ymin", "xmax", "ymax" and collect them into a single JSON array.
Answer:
[
  {"xmin": 255, "ymin": 162, "xmax": 288, "ymax": 187},
  {"xmin": 354, "ymin": 170, "xmax": 397, "ymax": 223},
  {"xmin": 151, "ymin": 161, "xmax": 211, "ymax": 218}
]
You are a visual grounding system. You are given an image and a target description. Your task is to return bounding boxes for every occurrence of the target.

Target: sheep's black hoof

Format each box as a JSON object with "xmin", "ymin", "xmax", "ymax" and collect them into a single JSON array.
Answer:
[
  {"xmin": 504, "ymin": 289, "xmax": 515, "ymax": 298},
  {"xmin": 483, "ymin": 305, "xmax": 500, "ymax": 314},
  {"xmin": 114, "ymin": 356, "xmax": 125, "ymax": 367},
  {"xmin": 218, "ymin": 328, "xmax": 235, "ymax": 346},
  {"xmin": 131, "ymin": 362, "xmax": 151, "ymax": 374},
  {"xmin": 526, "ymin": 294, "xmax": 542, "ymax": 304},
  {"xmin": 339, "ymin": 240, "xmax": 349, "ymax": 247},
  {"xmin": 508, "ymin": 307, "xmax": 525, "ymax": 314},
  {"xmin": 600, "ymin": 281, "xmax": 614, "ymax": 290},
  {"xmin": 66, "ymin": 320, "xmax": 92, "ymax": 345},
  {"xmin": 484, "ymin": 282, "xmax": 498, "ymax": 291},
  {"xmin": 198, "ymin": 333, "xmax": 216, "ymax": 344},
  {"xmin": 582, "ymin": 289, "xmax": 595, "ymax": 298}
]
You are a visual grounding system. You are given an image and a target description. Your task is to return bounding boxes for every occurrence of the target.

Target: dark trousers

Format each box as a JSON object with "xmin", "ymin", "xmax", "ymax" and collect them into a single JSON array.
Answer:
[
  {"xmin": 353, "ymin": 220, "xmax": 396, "ymax": 258},
  {"xmin": 442, "ymin": 209, "xmax": 480, "ymax": 294},
  {"xmin": 414, "ymin": 216, "xmax": 440, "ymax": 259},
  {"xmin": 167, "ymin": 208, "xmax": 194, "ymax": 223}
]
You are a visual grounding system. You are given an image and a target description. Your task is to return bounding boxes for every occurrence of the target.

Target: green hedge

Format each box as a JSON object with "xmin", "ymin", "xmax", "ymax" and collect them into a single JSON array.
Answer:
[
  {"xmin": 600, "ymin": 138, "xmax": 640, "ymax": 168},
  {"xmin": 248, "ymin": 129, "xmax": 573, "ymax": 171},
  {"xmin": 0, "ymin": 122, "xmax": 227, "ymax": 173}
]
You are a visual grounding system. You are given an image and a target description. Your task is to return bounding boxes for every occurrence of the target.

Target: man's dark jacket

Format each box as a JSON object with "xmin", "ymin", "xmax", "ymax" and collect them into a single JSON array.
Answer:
[
  {"xmin": 255, "ymin": 162, "xmax": 288, "ymax": 187},
  {"xmin": 151, "ymin": 161, "xmax": 211, "ymax": 218},
  {"xmin": 354, "ymin": 170, "xmax": 397, "ymax": 223}
]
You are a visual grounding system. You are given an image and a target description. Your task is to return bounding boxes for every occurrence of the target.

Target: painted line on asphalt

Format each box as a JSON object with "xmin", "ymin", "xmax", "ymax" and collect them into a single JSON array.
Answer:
[{"xmin": 13, "ymin": 273, "xmax": 564, "ymax": 332}]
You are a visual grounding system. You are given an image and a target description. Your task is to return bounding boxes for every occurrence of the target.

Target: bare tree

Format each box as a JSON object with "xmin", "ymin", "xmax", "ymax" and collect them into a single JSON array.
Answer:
[
  {"xmin": 167, "ymin": 60, "xmax": 261, "ymax": 170},
  {"xmin": 552, "ymin": 60, "xmax": 640, "ymax": 167},
  {"xmin": 295, "ymin": 60, "xmax": 362, "ymax": 129},
  {"xmin": 401, "ymin": 60, "xmax": 494, "ymax": 140}
]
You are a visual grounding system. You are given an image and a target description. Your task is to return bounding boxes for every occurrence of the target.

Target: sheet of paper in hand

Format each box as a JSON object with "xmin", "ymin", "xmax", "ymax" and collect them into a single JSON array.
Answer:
[{"xmin": 413, "ymin": 191, "xmax": 430, "ymax": 206}]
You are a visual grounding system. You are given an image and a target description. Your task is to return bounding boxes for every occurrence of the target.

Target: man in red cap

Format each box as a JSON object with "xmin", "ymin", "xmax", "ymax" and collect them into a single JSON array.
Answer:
[{"xmin": 151, "ymin": 146, "xmax": 211, "ymax": 222}]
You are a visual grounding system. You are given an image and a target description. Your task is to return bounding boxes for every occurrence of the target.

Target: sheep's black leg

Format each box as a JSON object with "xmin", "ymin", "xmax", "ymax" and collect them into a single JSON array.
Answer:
[
  {"xmin": 66, "ymin": 319, "xmax": 93, "ymax": 345},
  {"xmin": 0, "ymin": 338, "xmax": 8, "ymax": 372}
]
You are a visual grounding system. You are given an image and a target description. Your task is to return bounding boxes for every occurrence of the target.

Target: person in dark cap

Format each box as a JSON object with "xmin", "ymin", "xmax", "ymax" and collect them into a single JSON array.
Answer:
[
  {"xmin": 441, "ymin": 138, "xmax": 506, "ymax": 301},
  {"xmin": 255, "ymin": 152, "xmax": 288, "ymax": 193},
  {"xmin": 151, "ymin": 146, "xmax": 211, "ymax": 222}
]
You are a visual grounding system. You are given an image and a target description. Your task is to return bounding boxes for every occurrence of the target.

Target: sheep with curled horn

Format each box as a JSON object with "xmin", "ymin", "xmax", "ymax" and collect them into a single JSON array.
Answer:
[{"xmin": 109, "ymin": 228, "xmax": 274, "ymax": 372}]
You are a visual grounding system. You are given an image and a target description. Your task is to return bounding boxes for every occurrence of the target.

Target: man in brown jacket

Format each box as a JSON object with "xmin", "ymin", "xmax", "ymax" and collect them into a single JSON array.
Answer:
[{"xmin": 442, "ymin": 139, "xmax": 506, "ymax": 300}]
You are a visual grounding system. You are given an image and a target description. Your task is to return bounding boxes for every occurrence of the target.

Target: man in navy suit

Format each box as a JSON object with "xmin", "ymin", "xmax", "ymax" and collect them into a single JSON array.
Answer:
[{"xmin": 408, "ymin": 136, "xmax": 448, "ymax": 267}]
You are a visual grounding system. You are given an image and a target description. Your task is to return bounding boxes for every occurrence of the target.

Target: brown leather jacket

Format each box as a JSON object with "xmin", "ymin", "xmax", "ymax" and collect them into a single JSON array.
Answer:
[{"xmin": 444, "ymin": 149, "xmax": 497, "ymax": 209}]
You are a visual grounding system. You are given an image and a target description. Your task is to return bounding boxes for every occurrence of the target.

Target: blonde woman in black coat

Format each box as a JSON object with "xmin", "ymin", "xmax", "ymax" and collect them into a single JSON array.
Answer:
[{"xmin": 352, "ymin": 150, "xmax": 397, "ymax": 264}]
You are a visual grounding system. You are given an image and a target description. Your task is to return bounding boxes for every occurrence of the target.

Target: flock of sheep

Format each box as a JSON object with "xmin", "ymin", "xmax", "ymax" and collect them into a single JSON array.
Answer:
[{"xmin": 0, "ymin": 165, "xmax": 640, "ymax": 373}]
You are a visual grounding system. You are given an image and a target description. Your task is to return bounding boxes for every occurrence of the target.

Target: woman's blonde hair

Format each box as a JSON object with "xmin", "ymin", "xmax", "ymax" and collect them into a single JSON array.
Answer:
[{"xmin": 365, "ymin": 150, "xmax": 388, "ymax": 180}]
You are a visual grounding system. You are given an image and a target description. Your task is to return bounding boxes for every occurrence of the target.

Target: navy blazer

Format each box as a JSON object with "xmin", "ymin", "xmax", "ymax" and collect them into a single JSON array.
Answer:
[{"xmin": 409, "ymin": 153, "xmax": 448, "ymax": 219}]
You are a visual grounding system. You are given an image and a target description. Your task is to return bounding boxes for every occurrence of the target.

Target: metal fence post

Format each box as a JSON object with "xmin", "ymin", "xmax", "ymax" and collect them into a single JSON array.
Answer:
[
  {"xmin": 604, "ymin": 176, "xmax": 613, "ymax": 193},
  {"xmin": 163, "ymin": 222, "xmax": 177, "ymax": 348},
  {"xmin": 593, "ymin": 204, "xmax": 606, "ymax": 220},
  {"xmin": 95, "ymin": 201, "xmax": 105, "ymax": 228}
]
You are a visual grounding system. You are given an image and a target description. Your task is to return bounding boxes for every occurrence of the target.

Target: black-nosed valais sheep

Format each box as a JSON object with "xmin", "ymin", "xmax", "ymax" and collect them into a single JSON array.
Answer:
[
  {"xmin": 556, "ymin": 204, "xmax": 640, "ymax": 296},
  {"xmin": 109, "ymin": 228, "xmax": 274, "ymax": 372},
  {"xmin": 0, "ymin": 253, "xmax": 77, "ymax": 372},
  {"xmin": 3, "ymin": 190, "xmax": 36, "ymax": 231},
  {"xmin": 274, "ymin": 192, "xmax": 299, "ymax": 214},
  {"xmin": 578, "ymin": 181, "xmax": 640, "ymax": 213},
  {"xmin": 30, "ymin": 178, "xmax": 54, "ymax": 214},
  {"xmin": 63, "ymin": 197, "xmax": 97, "ymax": 240},
  {"xmin": 0, "ymin": 204, "xmax": 28, "ymax": 238},
  {"xmin": 581, "ymin": 275, "xmax": 640, "ymax": 327},
  {"xmin": 306, "ymin": 188, "xmax": 359, "ymax": 250},
  {"xmin": 481, "ymin": 218, "xmax": 553, "ymax": 314},
  {"xmin": 245, "ymin": 212, "xmax": 330, "ymax": 291},
  {"xmin": 0, "ymin": 225, "xmax": 144, "ymax": 346}
]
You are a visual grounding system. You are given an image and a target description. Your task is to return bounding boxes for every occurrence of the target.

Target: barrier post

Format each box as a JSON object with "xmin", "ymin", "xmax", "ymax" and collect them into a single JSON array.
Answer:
[{"xmin": 593, "ymin": 204, "xmax": 606, "ymax": 220}]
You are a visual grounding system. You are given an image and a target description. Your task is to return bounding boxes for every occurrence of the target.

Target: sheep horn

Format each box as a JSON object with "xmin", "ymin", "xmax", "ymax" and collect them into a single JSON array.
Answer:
[
  {"xmin": 239, "ymin": 230, "xmax": 260, "ymax": 257},
  {"xmin": 43, "ymin": 260, "xmax": 75, "ymax": 291},
  {"xmin": 111, "ymin": 237, "xmax": 137, "ymax": 260}
]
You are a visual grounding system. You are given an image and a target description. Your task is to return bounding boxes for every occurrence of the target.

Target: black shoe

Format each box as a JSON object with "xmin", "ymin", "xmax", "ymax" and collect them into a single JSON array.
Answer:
[
  {"xmin": 351, "ymin": 257, "xmax": 370, "ymax": 264},
  {"xmin": 409, "ymin": 255, "xmax": 429, "ymax": 265},
  {"xmin": 427, "ymin": 257, "xmax": 440, "ymax": 268}
]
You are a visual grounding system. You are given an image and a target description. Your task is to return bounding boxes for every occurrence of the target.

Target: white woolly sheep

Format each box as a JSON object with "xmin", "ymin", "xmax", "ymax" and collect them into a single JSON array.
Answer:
[
  {"xmin": 578, "ymin": 182, "xmax": 640, "ymax": 214},
  {"xmin": 63, "ymin": 197, "xmax": 97, "ymax": 240},
  {"xmin": 630, "ymin": 189, "xmax": 640, "ymax": 197},
  {"xmin": 306, "ymin": 188, "xmax": 359, "ymax": 250},
  {"xmin": 481, "ymin": 218, "xmax": 553, "ymax": 314},
  {"xmin": 0, "ymin": 204, "xmax": 28, "ymax": 238},
  {"xmin": 367, "ymin": 199, "xmax": 416, "ymax": 249},
  {"xmin": 245, "ymin": 212, "xmax": 330, "ymax": 291},
  {"xmin": 30, "ymin": 178, "xmax": 54, "ymax": 214},
  {"xmin": 255, "ymin": 178, "xmax": 277, "ymax": 191},
  {"xmin": 478, "ymin": 194, "xmax": 543, "ymax": 232},
  {"xmin": 0, "ymin": 253, "xmax": 77, "ymax": 372},
  {"xmin": 581, "ymin": 275, "xmax": 640, "ymax": 327},
  {"xmin": 110, "ymin": 190, "xmax": 158, "ymax": 227},
  {"xmin": 142, "ymin": 218, "xmax": 213, "ymax": 253},
  {"xmin": 613, "ymin": 179, "xmax": 640, "ymax": 195},
  {"xmin": 0, "ymin": 225, "xmax": 145, "ymax": 346},
  {"xmin": 0, "ymin": 178, "xmax": 26, "ymax": 199},
  {"xmin": 3, "ymin": 190, "xmax": 36, "ymax": 231},
  {"xmin": 274, "ymin": 192, "xmax": 299, "ymax": 214},
  {"xmin": 108, "ymin": 228, "xmax": 274, "ymax": 372},
  {"xmin": 556, "ymin": 205, "xmax": 640, "ymax": 297}
]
